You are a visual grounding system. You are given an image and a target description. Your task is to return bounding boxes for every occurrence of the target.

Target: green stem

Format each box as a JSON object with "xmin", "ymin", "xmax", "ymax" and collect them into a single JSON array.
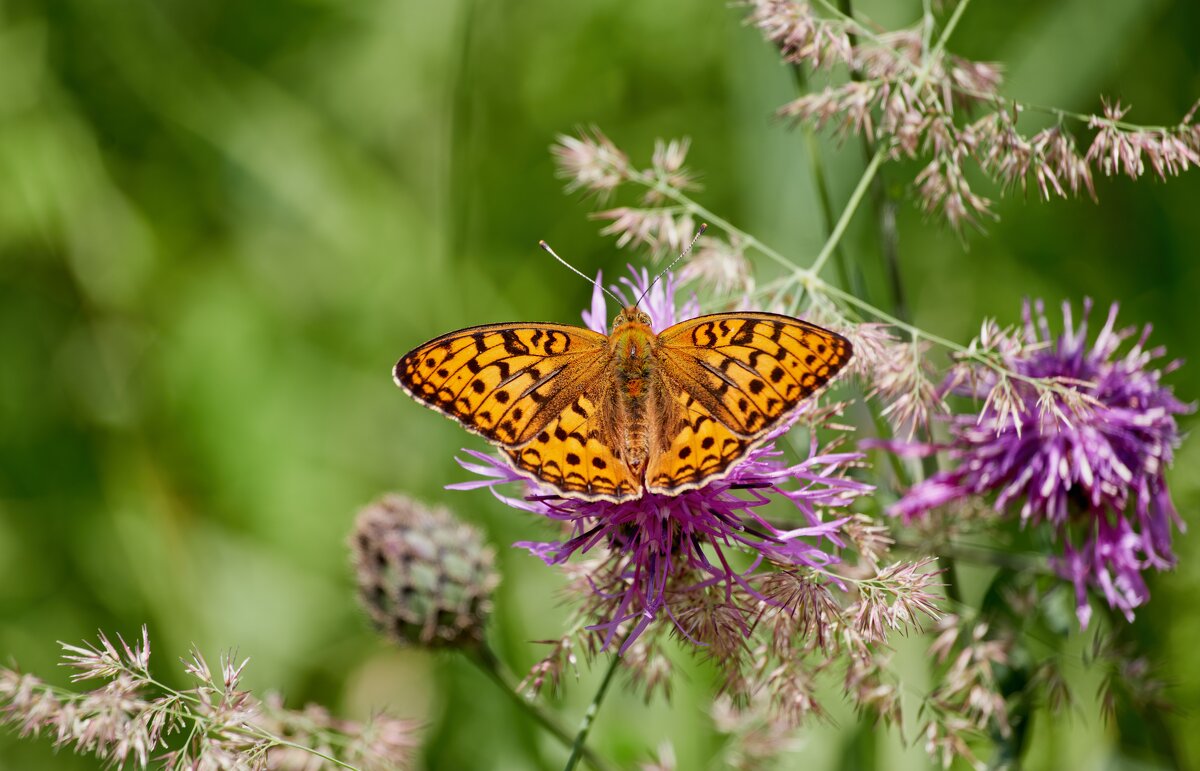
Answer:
[
  {"xmin": 807, "ymin": 147, "xmax": 887, "ymax": 280},
  {"xmin": 789, "ymin": 65, "xmax": 857, "ymax": 296},
  {"xmin": 563, "ymin": 653, "xmax": 622, "ymax": 771},
  {"xmin": 836, "ymin": 0, "xmax": 900, "ymax": 323},
  {"xmin": 987, "ymin": 665, "xmax": 1034, "ymax": 770},
  {"xmin": 630, "ymin": 170, "xmax": 799, "ymax": 275},
  {"xmin": 870, "ymin": 172, "xmax": 907, "ymax": 323},
  {"xmin": 940, "ymin": 555, "xmax": 964, "ymax": 606},
  {"xmin": 785, "ymin": 145, "xmax": 886, "ymax": 313},
  {"xmin": 787, "ymin": 40, "xmax": 904, "ymax": 485},
  {"xmin": 801, "ymin": 0, "xmax": 972, "ymax": 291},
  {"xmin": 1099, "ymin": 606, "xmax": 1184, "ymax": 769},
  {"xmin": 469, "ymin": 644, "xmax": 616, "ymax": 771}
]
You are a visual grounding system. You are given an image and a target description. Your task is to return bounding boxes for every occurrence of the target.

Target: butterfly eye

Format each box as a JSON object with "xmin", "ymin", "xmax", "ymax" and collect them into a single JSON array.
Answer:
[{"xmin": 638, "ymin": 312, "xmax": 652, "ymax": 325}]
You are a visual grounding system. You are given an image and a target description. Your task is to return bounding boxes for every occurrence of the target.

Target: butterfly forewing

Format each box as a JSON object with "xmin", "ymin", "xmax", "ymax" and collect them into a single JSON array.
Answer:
[
  {"xmin": 394, "ymin": 323, "xmax": 609, "ymax": 446},
  {"xmin": 657, "ymin": 312, "xmax": 851, "ymax": 432},
  {"xmin": 645, "ymin": 313, "xmax": 852, "ymax": 495}
]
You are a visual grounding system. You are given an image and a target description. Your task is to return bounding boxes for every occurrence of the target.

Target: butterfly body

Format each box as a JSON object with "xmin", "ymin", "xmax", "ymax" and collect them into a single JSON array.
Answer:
[
  {"xmin": 606, "ymin": 307, "xmax": 668, "ymax": 477},
  {"xmin": 395, "ymin": 306, "xmax": 851, "ymax": 502}
]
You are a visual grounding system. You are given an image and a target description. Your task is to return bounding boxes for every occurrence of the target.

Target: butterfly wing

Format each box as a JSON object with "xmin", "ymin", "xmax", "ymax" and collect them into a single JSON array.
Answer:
[
  {"xmin": 646, "ymin": 312, "xmax": 852, "ymax": 495},
  {"xmin": 502, "ymin": 391, "xmax": 641, "ymax": 502},
  {"xmin": 645, "ymin": 388, "xmax": 755, "ymax": 494},
  {"xmin": 394, "ymin": 323, "xmax": 610, "ymax": 447}
]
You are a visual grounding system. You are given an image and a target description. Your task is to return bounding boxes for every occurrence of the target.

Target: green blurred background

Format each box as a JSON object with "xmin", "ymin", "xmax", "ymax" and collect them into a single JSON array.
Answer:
[{"xmin": 1, "ymin": 0, "xmax": 1198, "ymax": 768}]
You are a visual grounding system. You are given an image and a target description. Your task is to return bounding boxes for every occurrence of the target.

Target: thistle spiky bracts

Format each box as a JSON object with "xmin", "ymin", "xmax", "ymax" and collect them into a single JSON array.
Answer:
[{"xmin": 351, "ymin": 494, "xmax": 499, "ymax": 650}]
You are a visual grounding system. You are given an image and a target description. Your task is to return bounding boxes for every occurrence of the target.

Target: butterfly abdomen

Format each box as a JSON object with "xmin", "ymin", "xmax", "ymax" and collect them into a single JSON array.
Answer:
[{"xmin": 608, "ymin": 318, "xmax": 660, "ymax": 479}]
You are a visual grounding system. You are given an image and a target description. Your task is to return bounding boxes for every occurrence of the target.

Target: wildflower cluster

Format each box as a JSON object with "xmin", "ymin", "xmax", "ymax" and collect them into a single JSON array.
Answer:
[
  {"xmin": 546, "ymin": 109, "xmax": 1193, "ymax": 767},
  {"xmin": 748, "ymin": 0, "xmax": 1200, "ymax": 228},
  {"xmin": 0, "ymin": 628, "xmax": 418, "ymax": 770},
  {"xmin": 848, "ymin": 322, "xmax": 946, "ymax": 439},
  {"xmin": 886, "ymin": 300, "xmax": 1191, "ymax": 626},
  {"xmin": 700, "ymin": 554, "xmax": 940, "ymax": 767},
  {"xmin": 451, "ymin": 266, "xmax": 941, "ymax": 733}
]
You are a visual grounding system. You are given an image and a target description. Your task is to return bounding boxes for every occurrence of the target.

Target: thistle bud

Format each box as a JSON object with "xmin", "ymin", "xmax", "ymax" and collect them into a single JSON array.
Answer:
[{"xmin": 351, "ymin": 494, "xmax": 498, "ymax": 649}]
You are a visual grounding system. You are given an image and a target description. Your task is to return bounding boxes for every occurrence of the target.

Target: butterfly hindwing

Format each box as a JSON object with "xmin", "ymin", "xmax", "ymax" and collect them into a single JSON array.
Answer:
[
  {"xmin": 646, "ymin": 389, "xmax": 750, "ymax": 495},
  {"xmin": 394, "ymin": 323, "xmax": 609, "ymax": 446},
  {"xmin": 655, "ymin": 312, "xmax": 852, "ymax": 437},
  {"xmin": 504, "ymin": 393, "xmax": 641, "ymax": 501}
]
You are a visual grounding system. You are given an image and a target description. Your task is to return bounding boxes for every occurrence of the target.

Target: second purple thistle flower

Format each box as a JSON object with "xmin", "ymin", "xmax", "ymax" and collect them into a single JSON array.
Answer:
[{"xmin": 883, "ymin": 299, "xmax": 1191, "ymax": 626}]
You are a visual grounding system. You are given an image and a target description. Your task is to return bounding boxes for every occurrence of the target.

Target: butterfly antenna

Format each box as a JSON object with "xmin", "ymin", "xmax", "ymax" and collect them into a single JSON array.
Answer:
[
  {"xmin": 539, "ymin": 239, "xmax": 623, "ymax": 305},
  {"xmin": 635, "ymin": 223, "xmax": 707, "ymax": 308}
]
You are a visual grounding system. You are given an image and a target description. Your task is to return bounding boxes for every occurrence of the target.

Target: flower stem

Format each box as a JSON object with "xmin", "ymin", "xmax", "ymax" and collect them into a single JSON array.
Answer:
[
  {"xmin": 836, "ymin": 0, "xmax": 907, "ymax": 322},
  {"xmin": 788, "ymin": 65, "xmax": 857, "ymax": 296},
  {"xmin": 1099, "ymin": 606, "xmax": 1184, "ymax": 768},
  {"xmin": 563, "ymin": 652, "xmax": 622, "ymax": 771},
  {"xmin": 870, "ymin": 172, "xmax": 907, "ymax": 322},
  {"xmin": 987, "ymin": 664, "xmax": 1034, "ymax": 770},
  {"xmin": 787, "ymin": 51, "xmax": 909, "ymax": 483},
  {"xmin": 469, "ymin": 643, "xmax": 616, "ymax": 771},
  {"xmin": 806, "ymin": 147, "xmax": 887, "ymax": 281}
]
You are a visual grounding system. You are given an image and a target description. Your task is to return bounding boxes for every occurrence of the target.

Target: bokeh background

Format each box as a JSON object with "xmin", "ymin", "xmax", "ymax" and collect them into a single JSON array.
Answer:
[{"xmin": 1, "ymin": 0, "xmax": 1198, "ymax": 768}]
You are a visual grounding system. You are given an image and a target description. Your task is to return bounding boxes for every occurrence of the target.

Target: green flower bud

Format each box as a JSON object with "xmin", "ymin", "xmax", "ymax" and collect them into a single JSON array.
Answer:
[{"xmin": 351, "ymin": 494, "xmax": 498, "ymax": 649}]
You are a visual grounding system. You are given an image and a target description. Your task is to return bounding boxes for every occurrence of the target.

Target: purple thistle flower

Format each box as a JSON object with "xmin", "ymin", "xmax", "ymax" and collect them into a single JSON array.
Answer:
[
  {"xmin": 451, "ymin": 266, "xmax": 870, "ymax": 650},
  {"xmin": 882, "ymin": 299, "xmax": 1191, "ymax": 627}
]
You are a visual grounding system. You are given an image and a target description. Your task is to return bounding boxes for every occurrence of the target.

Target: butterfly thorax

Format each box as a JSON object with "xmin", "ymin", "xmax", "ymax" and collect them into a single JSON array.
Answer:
[
  {"xmin": 610, "ymin": 313, "xmax": 656, "ymax": 389},
  {"xmin": 608, "ymin": 307, "xmax": 662, "ymax": 478}
]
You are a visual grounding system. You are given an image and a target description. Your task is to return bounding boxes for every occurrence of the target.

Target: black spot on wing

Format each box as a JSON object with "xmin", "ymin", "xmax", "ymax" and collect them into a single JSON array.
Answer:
[
  {"xmin": 501, "ymin": 330, "xmax": 530, "ymax": 356},
  {"xmin": 730, "ymin": 323, "xmax": 755, "ymax": 346}
]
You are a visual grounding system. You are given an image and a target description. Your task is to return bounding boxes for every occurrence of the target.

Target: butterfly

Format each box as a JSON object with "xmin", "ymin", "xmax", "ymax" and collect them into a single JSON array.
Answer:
[{"xmin": 394, "ymin": 305, "xmax": 852, "ymax": 502}]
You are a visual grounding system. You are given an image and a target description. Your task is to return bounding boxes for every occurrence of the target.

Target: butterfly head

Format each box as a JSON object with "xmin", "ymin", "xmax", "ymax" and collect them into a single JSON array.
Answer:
[{"xmin": 612, "ymin": 305, "xmax": 653, "ymax": 331}]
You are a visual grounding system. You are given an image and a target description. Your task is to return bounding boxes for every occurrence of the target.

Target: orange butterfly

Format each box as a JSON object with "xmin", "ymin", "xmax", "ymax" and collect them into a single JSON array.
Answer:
[{"xmin": 394, "ymin": 303, "xmax": 852, "ymax": 502}]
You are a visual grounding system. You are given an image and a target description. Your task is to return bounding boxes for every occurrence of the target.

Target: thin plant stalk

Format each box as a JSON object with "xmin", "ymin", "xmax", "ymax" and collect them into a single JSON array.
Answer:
[
  {"xmin": 469, "ymin": 644, "xmax": 617, "ymax": 771},
  {"xmin": 789, "ymin": 65, "xmax": 858, "ymax": 297},
  {"xmin": 796, "ymin": 0, "xmax": 974, "ymax": 302},
  {"xmin": 563, "ymin": 653, "xmax": 622, "ymax": 771},
  {"xmin": 787, "ymin": 59, "xmax": 907, "ymax": 482},
  {"xmin": 1099, "ymin": 606, "xmax": 1183, "ymax": 768}
]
